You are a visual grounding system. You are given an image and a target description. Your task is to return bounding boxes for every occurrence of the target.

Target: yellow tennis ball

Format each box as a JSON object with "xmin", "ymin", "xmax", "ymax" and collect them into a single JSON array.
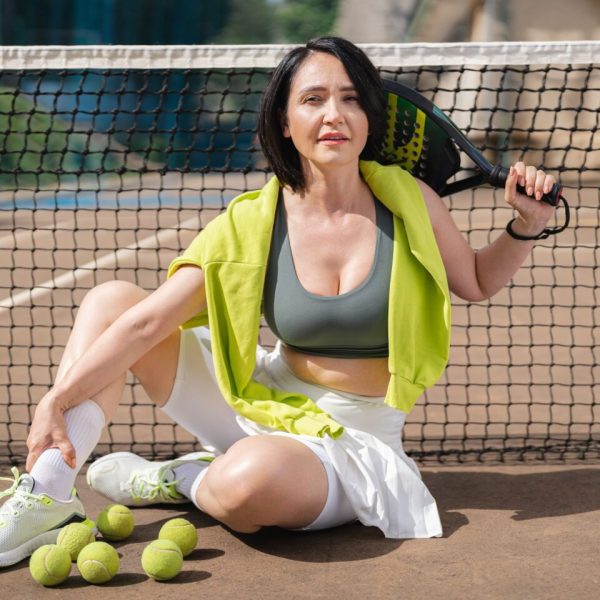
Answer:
[
  {"xmin": 141, "ymin": 539, "xmax": 183, "ymax": 581},
  {"xmin": 158, "ymin": 518, "xmax": 197, "ymax": 557},
  {"xmin": 29, "ymin": 544, "xmax": 71, "ymax": 586},
  {"xmin": 76, "ymin": 541, "xmax": 119, "ymax": 584},
  {"xmin": 57, "ymin": 522, "xmax": 96, "ymax": 561},
  {"xmin": 97, "ymin": 504, "xmax": 134, "ymax": 541}
]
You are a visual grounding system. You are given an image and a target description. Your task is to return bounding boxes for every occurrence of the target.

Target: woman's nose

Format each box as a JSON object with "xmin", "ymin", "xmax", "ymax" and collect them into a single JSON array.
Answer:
[{"xmin": 323, "ymin": 98, "xmax": 343, "ymax": 124}]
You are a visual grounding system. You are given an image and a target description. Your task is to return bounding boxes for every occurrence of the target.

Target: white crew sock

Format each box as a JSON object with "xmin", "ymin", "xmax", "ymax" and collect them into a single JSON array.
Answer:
[
  {"xmin": 189, "ymin": 468, "xmax": 209, "ymax": 510},
  {"xmin": 30, "ymin": 399, "xmax": 106, "ymax": 501},
  {"xmin": 172, "ymin": 462, "xmax": 209, "ymax": 506}
]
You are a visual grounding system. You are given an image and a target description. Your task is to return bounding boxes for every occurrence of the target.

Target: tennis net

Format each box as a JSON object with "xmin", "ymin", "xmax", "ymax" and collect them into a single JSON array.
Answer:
[{"xmin": 0, "ymin": 41, "xmax": 598, "ymax": 465}]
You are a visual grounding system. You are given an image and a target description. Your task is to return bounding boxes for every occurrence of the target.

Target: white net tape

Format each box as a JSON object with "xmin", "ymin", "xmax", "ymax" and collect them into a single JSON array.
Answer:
[{"xmin": 0, "ymin": 40, "xmax": 599, "ymax": 69}]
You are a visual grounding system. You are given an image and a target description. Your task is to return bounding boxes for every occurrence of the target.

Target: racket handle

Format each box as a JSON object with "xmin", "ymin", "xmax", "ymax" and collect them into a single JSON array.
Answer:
[{"xmin": 489, "ymin": 165, "xmax": 562, "ymax": 207}]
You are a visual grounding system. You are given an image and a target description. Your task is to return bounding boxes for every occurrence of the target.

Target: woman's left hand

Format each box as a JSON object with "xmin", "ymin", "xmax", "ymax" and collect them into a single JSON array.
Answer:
[{"xmin": 505, "ymin": 161, "xmax": 556, "ymax": 237}]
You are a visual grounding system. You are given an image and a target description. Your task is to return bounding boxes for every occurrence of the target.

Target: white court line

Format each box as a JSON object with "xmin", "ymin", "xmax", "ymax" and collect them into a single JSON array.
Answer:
[
  {"xmin": 0, "ymin": 210, "xmax": 595, "ymax": 311},
  {"xmin": 0, "ymin": 215, "xmax": 200, "ymax": 312}
]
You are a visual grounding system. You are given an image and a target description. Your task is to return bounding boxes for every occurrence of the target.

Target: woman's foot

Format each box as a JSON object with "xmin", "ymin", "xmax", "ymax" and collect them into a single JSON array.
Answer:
[
  {"xmin": 86, "ymin": 452, "xmax": 214, "ymax": 506},
  {"xmin": 0, "ymin": 467, "xmax": 92, "ymax": 567}
]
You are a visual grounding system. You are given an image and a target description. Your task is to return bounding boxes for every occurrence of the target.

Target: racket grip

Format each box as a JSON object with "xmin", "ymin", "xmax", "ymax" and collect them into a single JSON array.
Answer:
[{"xmin": 490, "ymin": 165, "xmax": 562, "ymax": 207}]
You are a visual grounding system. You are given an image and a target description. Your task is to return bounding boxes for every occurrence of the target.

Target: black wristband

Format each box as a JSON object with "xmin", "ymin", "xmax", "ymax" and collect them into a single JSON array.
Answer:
[
  {"xmin": 505, "ymin": 195, "xmax": 571, "ymax": 241},
  {"xmin": 505, "ymin": 219, "xmax": 550, "ymax": 240}
]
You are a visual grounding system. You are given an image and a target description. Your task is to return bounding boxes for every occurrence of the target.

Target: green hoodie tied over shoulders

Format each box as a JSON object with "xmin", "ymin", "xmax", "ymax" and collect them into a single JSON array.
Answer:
[{"xmin": 167, "ymin": 161, "xmax": 451, "ymax": 439}]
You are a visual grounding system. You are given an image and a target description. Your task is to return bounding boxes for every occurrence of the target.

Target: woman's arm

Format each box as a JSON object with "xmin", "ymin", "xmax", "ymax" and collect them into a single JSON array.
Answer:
[
  {"xmin": 49, "ymin": 265, "xmax": 207, "ymax": 412},
  {"xmin": 418, "ymin": 162, "xmax": 557, "ymax": 302}
]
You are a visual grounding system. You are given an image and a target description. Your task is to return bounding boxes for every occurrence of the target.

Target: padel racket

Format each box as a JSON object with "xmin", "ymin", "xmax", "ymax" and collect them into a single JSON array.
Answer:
[{"xmin": 379, "ymin": 78, "xmax": 569, "ymax": 233}]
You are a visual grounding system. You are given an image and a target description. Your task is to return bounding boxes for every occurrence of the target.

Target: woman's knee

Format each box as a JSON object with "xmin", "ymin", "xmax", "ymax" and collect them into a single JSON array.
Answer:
[
  {"xmin": 197, "ymin": 436, "xmax": 328, "ymax": 531},
  {"xmin": 80, "ymin": 281, "xmax": 148, "ymax": 325},
  {"xmin": 202, "ymin": 440, "xmax": 280, "ymax": 509}
]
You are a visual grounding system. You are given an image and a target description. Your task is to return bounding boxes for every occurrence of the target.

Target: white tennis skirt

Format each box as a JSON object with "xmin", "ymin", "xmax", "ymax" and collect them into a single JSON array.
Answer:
[
  {"xmin": 164, "ymin": 326, "xmax": 442, "ymax": 539},
  {"xmin": 247, "ymin": 341, "xmax": 442, "ymax": 539}
]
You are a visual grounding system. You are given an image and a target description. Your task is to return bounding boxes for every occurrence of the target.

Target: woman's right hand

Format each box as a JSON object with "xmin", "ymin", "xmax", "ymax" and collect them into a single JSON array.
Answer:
[{"xmin": 26, "ymin": 393, "xmax": 76, "ymax": 472}]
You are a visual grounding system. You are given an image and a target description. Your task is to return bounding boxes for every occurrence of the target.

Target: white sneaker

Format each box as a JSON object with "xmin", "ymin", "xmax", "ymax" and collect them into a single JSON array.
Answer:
[
  {"xmin": 0, "ymin": 467, "xmax": 93, "ymax": 567},
  {"xmin": 86, "ymin": 451, "xmax": 214, "ymax": 506}
]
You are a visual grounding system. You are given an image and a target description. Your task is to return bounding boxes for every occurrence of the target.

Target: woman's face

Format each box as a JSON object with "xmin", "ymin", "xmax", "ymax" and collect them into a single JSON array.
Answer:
[{"xmin": 283, "ymin": 52, "xmax": 369, "ymax": 173}]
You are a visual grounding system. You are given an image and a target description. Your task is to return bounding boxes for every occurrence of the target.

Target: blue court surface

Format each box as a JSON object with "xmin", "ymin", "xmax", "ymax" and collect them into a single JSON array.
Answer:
[{"xmin": 0, "ymin": 191, "xmax": 226, "ymax": 211}]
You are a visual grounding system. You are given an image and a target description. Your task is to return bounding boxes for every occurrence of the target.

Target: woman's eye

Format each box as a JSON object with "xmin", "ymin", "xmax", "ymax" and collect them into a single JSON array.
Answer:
[
  {"xmin": 303, "ymin": 96, "xmax": 321, "ymax": 103},
  {"xmin": 345, "ymin": 95, "xmax": 359, "ymax": 102}
]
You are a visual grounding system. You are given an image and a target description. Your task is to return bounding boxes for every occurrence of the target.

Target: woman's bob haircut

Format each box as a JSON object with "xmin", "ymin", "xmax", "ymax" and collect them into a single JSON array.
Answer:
[{"xmin": 258, "ymin": 36, "xmax": 386, "ymax": 193}]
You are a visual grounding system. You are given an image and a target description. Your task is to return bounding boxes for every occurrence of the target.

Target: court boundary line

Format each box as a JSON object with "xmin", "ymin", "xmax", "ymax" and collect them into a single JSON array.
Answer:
[{"xmin": 0, "ymin": 215, "xmax": 199, "ymax": 311}]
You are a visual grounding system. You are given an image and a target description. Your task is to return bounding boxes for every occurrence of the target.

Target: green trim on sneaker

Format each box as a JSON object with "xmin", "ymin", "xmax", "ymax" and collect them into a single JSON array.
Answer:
[
  {"xmin": 0, "ymin": 467, "xmax": 89, "ymax": 567},
  {"xmin": 86, "ymin": 451, "xmax": 215, "ymax": 507}
]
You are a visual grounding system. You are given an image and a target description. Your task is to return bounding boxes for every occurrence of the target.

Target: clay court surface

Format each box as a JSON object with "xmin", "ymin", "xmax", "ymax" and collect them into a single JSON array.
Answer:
[
  {"xmin": 1, "ymin": 177, "xmax": 598, "ymax": 598},
  {"xmin": 1, "ymin": 465, "xmax": 599, "ymax": 599}
]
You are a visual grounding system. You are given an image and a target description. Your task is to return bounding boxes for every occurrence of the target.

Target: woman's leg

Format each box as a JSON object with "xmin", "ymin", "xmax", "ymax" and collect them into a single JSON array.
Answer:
[
  {"xmin": 0, "ymin": 280, "xmax": 185, "ymax": 567},
  {"xmin": 54, "ymin": 279, "xmax": 181, "ymax": 418},
  {"xmin": 86, "ymin": 323, "xmax": 250, "ymax": 507},
  {"xmin": 29, "ymin": 279, "xmax": 183, "ymax": 500},
  {"xmin": 195, "ymin": 435, "xmax": 329, "ymax": 533},
  {"xmin": 83, "ymin": 318, "xmax": 352, "ymax": 535}
]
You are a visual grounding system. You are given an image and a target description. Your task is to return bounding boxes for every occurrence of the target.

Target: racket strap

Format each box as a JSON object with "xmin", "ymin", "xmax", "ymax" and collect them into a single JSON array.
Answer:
[{"xmin": 506, "ymin": 195, "xmax": 570, "ymax": 240}]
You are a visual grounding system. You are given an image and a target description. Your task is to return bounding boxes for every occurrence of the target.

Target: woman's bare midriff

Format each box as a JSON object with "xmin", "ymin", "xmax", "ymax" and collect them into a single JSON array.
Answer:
[{"xmin": 280, "ymin": 343, "xmax": 390, "ymax": 397}]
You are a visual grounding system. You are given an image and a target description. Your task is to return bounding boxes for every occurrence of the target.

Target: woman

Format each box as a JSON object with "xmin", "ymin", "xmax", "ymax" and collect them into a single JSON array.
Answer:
[{"xmin": 0, "ymin": 37, "xmax": 558, "ymax": 566}]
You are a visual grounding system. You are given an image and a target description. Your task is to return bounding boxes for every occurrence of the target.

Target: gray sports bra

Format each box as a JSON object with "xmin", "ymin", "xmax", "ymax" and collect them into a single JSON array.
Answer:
[{"xmin": 262, "ymin": 196, "xmax": 394, "ymax": 358}]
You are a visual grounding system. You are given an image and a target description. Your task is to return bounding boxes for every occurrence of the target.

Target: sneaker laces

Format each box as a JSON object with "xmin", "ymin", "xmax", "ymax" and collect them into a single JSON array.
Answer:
[
  {"xmin": 121, "ymin": 466, "xmax": 183, "ymax": 503},
  {"xmin": 0, "ymin": 467, "xmax": 45, "ymax": 521}
]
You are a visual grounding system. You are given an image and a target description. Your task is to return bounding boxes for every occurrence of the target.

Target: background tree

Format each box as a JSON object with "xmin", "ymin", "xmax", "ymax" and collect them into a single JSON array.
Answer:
[
  {"xmin": 276, "ymin": 0, "xmax": 339, "ymax": 43},
  {"xmin": 215, "ymin": 0, "xmax": 275, "ymax": 43}
]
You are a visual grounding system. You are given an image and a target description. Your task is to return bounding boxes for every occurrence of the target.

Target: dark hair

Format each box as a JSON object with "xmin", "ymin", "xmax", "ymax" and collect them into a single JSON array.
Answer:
[{"xmin": 257, "ymin": 36, "xmax": 386, "ymax": 193}]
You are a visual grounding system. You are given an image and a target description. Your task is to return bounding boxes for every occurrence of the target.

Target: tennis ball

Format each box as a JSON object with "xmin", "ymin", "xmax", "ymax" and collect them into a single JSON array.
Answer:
[
  {"xmin": 57, "ymin": 522, "xmax": 96, "ymax": 561},
  {"xmin": 141, "ymin": 539, "xmax": 183, "ymax": 581},
  {"xmin": 97, "ymin": 504, "xmax": 134, "ymax": 541},
  {"xmin": 158, "ymin": 517, "xmax": 197, "ymax": 557},
  {"xmin": 29, "ymin": 544, "xmax": 71, "ymax": 587},
  {"xmin": 76, "ymin": 541, "xmax": 120, "ymax": 584},
  {"xmin": 29, "ymin": 544, "xmax": 71, "ymax": 586}
]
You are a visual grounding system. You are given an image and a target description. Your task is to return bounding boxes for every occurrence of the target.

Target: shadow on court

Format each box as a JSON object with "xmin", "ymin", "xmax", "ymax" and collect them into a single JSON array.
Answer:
[
  {"xmin": 109, "ymin": 490, "xmax": 406, "ymax": 563},
  {"xmin": 232, "ymin": 467, "xmax": 600, "ymax": 563},
  {"xmin": 232, "ymin": 521, "xmax": 403, "ymax": 562},
  {"xmin": 121, "ymin": 506, "xmax": 222, "ymax": 540},
  {"xmin": 424, "ymin": 467, "xmax": 600, "ymax": 522}
]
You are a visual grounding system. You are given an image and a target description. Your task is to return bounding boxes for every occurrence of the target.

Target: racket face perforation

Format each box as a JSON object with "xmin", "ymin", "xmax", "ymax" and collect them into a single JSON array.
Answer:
[
  {"xmin": 381, "ymin": 78, "xmax": 565, "ymax": 207},
  {"xmin": 380, "ymin": 80, "xmax": 462, "ymax": 195}
]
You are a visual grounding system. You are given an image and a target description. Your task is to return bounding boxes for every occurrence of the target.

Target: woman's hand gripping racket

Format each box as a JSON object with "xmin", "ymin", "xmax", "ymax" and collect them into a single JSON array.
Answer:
[{"xmin": 379, "ymin": 78, "xmax": 569, "ymax": 237}]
